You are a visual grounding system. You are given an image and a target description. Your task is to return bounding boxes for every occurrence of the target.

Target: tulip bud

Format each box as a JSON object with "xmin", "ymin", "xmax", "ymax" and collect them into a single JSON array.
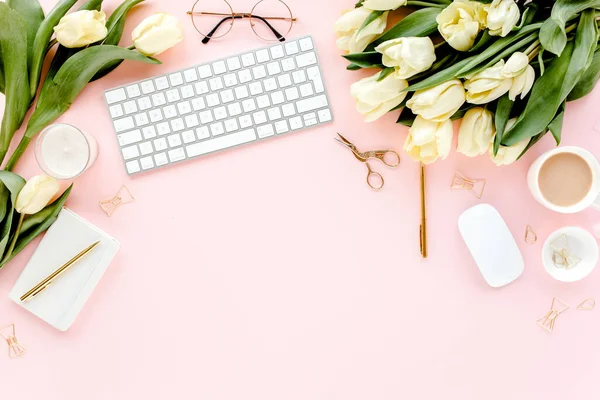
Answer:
[
  {"xmin": 404, "ymin": 116, "xmax": 454, "ymax": 164},
  {"xmin": 335, "ymin": 8, "xmax": 388, "ymax": 54},
  {"xmin": 464, "ymin": 60, "xmax": 513, "ymax": 104},
  {"xmin": 436, "ymin": 0, "xmax": 488, "ymax": 51},
  {"xmin": 502, "ymin": 53, "xmax": 535, "ymax": 101},
  {"xmin": 406, "ymin": 79, "xmax": 465, "ymax": 122},
  {"xmin": 375, "ymin": 37, "xmax": 436, "ymax": 79},
  {"xmin": 490, "ymin": 119, "xmax": 529, "ymax": 165},
  {"xmin": 486, "ymin": 0, "xmax": 520, "ymax": 37},
  {"xmin": 15, "ymin": 175, "xmax": 60, "ymax": 215},
  {"xmin": 54, "ymin": 10, "xmax": 108, "ymax": 48},
  {"xmin": 362, "ymin": 0, "xmax": 407, "ymax": 11},
  {"xmin": 457, "ymin": 107, "xmax": 495, "ymax": 157},
  {"xmin": 351, "ymin": 70, "xmax": 409, "ymax": 122},
  {"xmin": 132, "ymin": 13, "xmax": 184, "ymax": 56}
]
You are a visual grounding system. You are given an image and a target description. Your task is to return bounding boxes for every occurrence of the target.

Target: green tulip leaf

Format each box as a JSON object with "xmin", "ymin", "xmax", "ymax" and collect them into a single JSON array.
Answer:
[
  {"xmin": 377, "ymin": 67, "xmax": 395, "ymax": 81},
  {"xmin": 29, "ymin": 0, "xmax": 78, "ymax": 99},
  {"xmin": 493, "ymin": 94, "xmax": 513, "ymax": 156},
  {"xmin": 359, "ymin": 10, "xmax": 385, "ymax": 34},
  {"xmin": 396, "ymin": 106, "xmax": 417, "ymax": 127},
  {"xmin": 517, "ymin": 132, "xmax": 545, "ymax": 161},
  {"xmin": 346, "ymin": 63, "xmax": 362, "ymax": 70},
  {"xmin": 342, "ymin": 51, "xmax": 383, "ymax": 69},
  {"xmin": 0, "ymin": 185, "xmax": 72, "ymax": 268},
  {"xmin": 7, "ymin": 0, "xmax": 45, "ymax": 67},
  {"xmin": 539, "ymin": 0, "xmax": 600, "ymax": 56},
  {"xmin": 0, "ymin": 171, "xmax": 25, "ymax": 260},
  {"xmin": 0, "ymin": 171, "xmax": 26, "ymax": 205},
  {"xmin": 0, "ymin": 203, "xmax": 15, "ymax": 263},
  {"xmin": 450, "ymin": 103, "xmax": 476, "ymax": 121},
  {"xmin": 548, "ymin": 102, "xmax": 565, "ymax": 145},
  {"xmin": 80, "ymin": 0, "xmax": 104, "ymax": 11},
  {"xmin": 0, "ymin": 3, "xmax": 31, "ymax": 164},
  {"xmin": 514, "ymin": 3, "xmax": 538, "ymax": 30},
  {"xmin": 405, "ymin": 58, "xmax": 470, "ymax": 92},
  {"xmin": 567, "ymin": 49, "xmax": 600, "ymax": 101},
  {"xmin": 367, "ymin": 7, "xmax": 440, "ymax": 51},
  {"xmin": 0, "ymin": 47, "xmax": 4, "ymax": 94}
]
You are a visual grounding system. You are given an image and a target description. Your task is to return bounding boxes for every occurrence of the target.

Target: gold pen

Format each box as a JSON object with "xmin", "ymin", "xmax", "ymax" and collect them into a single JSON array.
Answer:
[
  {"xmin": 20, "ymin": 241, "xmax": 101, "ymax": 303},
  {"xmin": 419, "ymin": 163, "xmax": 428, "ymax": 259}
]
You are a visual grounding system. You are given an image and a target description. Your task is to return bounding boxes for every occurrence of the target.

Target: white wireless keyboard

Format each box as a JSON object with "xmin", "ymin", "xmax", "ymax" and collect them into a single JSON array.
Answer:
[{"xmin": 104, "ymin": 36, "xmax": 333, "ymax": 175}]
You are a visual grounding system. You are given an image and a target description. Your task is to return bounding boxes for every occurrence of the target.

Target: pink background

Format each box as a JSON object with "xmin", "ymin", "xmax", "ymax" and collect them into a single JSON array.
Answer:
[{"xmin": 2, "ymin": 0, "xmax": 600, "ymax": 398}]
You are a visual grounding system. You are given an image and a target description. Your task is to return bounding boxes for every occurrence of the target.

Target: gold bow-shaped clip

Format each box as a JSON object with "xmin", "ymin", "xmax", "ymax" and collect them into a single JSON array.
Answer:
[
  {"xmin": 0, "ymin": 324, "xmax": 26, "ymax": 358},
  {"xmin": 450, "ymin": 172, "xmax": 486, "ymax": 199},
  {"xmin": 99, "ymin": 185, "xmax": 135, "ymax": 217},
  {"xmin": 537, "ymin": 298, "xmax": 569, "ymax": 333},
  {"xmin": 550, "ymin": 234, "xmax": 581, "ymax": 269}
]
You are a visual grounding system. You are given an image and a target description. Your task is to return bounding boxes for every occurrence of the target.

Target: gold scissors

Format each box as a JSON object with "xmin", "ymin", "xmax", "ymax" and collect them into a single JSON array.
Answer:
[{"xmin": 335, "ymin": 133, "xmax": 401, "ymax": 190}]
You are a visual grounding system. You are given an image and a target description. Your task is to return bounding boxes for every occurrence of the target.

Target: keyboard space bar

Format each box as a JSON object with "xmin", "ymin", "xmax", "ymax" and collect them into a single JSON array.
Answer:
[{"xmin": 186, "ymin": 128, "xmax": 257, "ymax": 158}]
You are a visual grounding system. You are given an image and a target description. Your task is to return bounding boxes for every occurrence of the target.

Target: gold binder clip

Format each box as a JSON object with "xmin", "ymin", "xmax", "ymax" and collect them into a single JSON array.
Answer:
[
  {"xmin": 99, "ymin": 185, "xmax": 134, "ymax": 217},
  {"xmin": 450, "ymin": 172, "xmax": 486, "ymax": 199},
  {"xmin": 525, "ymin": 225, "xmax": 537, "ymax": 244},
  {"xmin": 550, "ymin": 234, "xmax": 581, "ymax": 269},
  {"xmin": 0, "ymin": 324, "xmax": 26, "ymax": 358},
  {"xmin": 537, "ymin": 298, "xmax": 569, "ymax": 333},
  {"xmin": 577, "ymin": 298, "xmax": 595, "ymax": 311}
]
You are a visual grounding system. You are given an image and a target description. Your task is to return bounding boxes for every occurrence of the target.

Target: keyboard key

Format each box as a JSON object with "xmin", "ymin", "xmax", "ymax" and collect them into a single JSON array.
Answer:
[
  {"xmin": 292, "ymin": 70, "xmax": 306, "ymax": 84},
  {"xmin": 210, "ymin": 122, "xmax": 225, "ymax": 136},
  {"xmin": 185, "ymin": 113, "xmax": 199, "ymax": 128},
  {"xmin": 126, "ymin": 160, "xmax": 141, "ymax": 174},
  {"xmin": 196, "ymin": 126, "xmax": 210, "ymax": 139},
  {"xmin": 142, "ymin": 126, "xmax": 157, "ymax": 139},
  {"xmin": 182, "ymin": 130, "xmax": 196, "ymax": 143},
  {"xmin": 271, "ymin": 91, "xmax": 285, "ymax": 105},
  {"xmin": 118, "ymin": 129, "xmax": 142, "ymax": 146},
  {"xmin": 285, "ymin": 40, "xmax": 299, "ymax": 55},
  {"xmin": 253, "ymin": 110, "xmax": 267, "ymax": 124},
  {"xmin": 227, "ymin": 56, "xmax": 242, "ymax": 70},
  {"xmin": 137, "ymin": 96, "xmax": 152, "ymax": 110},
  {"xmin": 140, "ymin": 156, "xmax": 154, "ymax": 170},
  {"xmin": 307, "ymin": 66, "xmax": 325, "ymax": 93},
  {"xmin": 256, "ymin": 49, "xmax": 270, "ymax": 63},
  {"xmin": 155, "ymin": 76, "xmax": 169, "ymax": 90},
  {"xmin": 281, "ymin": 58, "xmax": 295, "ymax": 72},
  {"xmin": 296, "ymin": 51, "xmax": 317, "ymax": 68},
  {"xmin": 149, "ymin": 109, "xmax": 163, "ymax": 123},
  {"xmin": 170, "ymin": 118, "xmax": 185, "ymax": 131},
  {"xmin": 166, "ymin": 89, "xmax": 180, "ymax": 103},
  {"xmin": 163, "ymin": 105, "xmax": 177, "ymax": 119},
  {"xmin": 224, "ymin": 73, "xmax": 238, "ymax": 87},
  {"xmin": 177, "ymin": 101, "xmax": 192, "ymax": 115},
  {"xmin": 141, "ymin": 80, "xmax": 155, "ymax": 94},
  {"xmin": 228, "ymin": 102, "xmax": 243, "ymax": 116},
  {"xmin": 289, "ymin": 116, "xmax": 303, "ymax": 130},
  {"xmin": 257, "ymin": 124, "xmax": 275, "ymax": 138},
  {"xmin": 220, "ymin": 89, "xmax": 235, "ymax": 103},
  {"xmin": 275, "ymin": 120, "xmax": 289, "ymax": 134},
  {"xmin": 256, "ymin": 95, "xmax": 270, "ymax": 109},
  {"xmin": 181, "ymin": 85, "xmax": 195, "ymax": 99},
  {"xmin": 199, "ymin": 110, "xmax": 213, "ymax": 124},
  {"xmin": 154, "ymin": 152, "xmax": 168, "ymax": 166},
  {"xmin": 267, "ymin": 107, "xmax": 282, "ymax": 121},
  {"xmin": 109, "ymin": 104, "xmax": 124, "ymax": 118},
  {"xmin": 154, "ymin": 137, "xmax": 168, "ymax": 151},
  {"xmin": 122, "ymin": 144, "xmax": 140, "ymax": 160},
  {"xmin": 241, "ymin": 53, "xmax": 256, "ymax": 67},
  {"xmin": 168, "ymin": 133, "xmax": 182, "ymax": 147},
  {"xmin": 152, "ymin": 92, "xmax": 166, "ymax": 106},
  {"xmin": 139, "ymin": 141, "xmax": 154, "ymax": 155},
  {"xmin": 281, "ymin": 103, "xmax": 296, "ymax": 117},
  {"xmin": 195, "ymin": 81, "xmax": 209, "ymax": 95},
  {"xmin": 303, "ymin": 112, "xmax": 317, "ymax": 124},
  {"xmin": 270, "ymin": 45, "xmax": 285, "ymax": 59},
  {"xmin": 242, "ymin": 98, "xmax": 256, "ymax": 113},
  {"xmin": 252, "ymin": 65, "xmax": 267, "ymax": 79},
  {"xmin": 278, "ymin": 74, "xmax": 292, "ymax": 87},
  {"xmin": 135, "ymin": 111, "xmax": 150, "ymax": 126},
  {"xmin": 249, "ymin": 81, "xmax": 263, "ymax": 95},
  {"xmin": 234, "ymin": 85, "xmax": 249, "ymax": 99},
  {"xmin": 106, "ymin": 88, "xmax": 126, "ymax": 104},
  {"xmin": 126, "ymin": 84, "xmax": 141, "ymax": 98},
  {"xmin": 267, "ymin": 61, "xmax": 281, "ymax": 76},
  {"xmin": 239, "ymin": 115, "xmax": 253, "ymax": 128},
  {"xmin": 213, "ymin": 60, "xmax": 227, "ymax": 75},
  {"xmin": 114, "ymin": 116, "xmax": 135, "ymax": 132},
  {"xmin": 123, "ymin": 100, "xmax": 138, "ymax": 114},
  {"xmin": 296, "ymin": 94, "xmax": 328, "ymax": 113},
  {"xmin": 238, "ymin": 69, "xmax": 252, "ymax": 83},
  {"xmin": 299, "ymin": 37, "xmax": 314, "ymax": 51},
  {"xmin": 225, "ymin": 118, "xmax": 239, "ymax": 132},
  {"xmin": 157, "ymin": 122, "xmax": 171, "ymax": 135},
  {"xmin": 209, "ymin": 77, "xmax": 223, "ymax": 91},
  {"xmin": 318, "ymin": 109, "xmax": 332, "ymax": 122},
  {"xmin": 213, "ymin": 106, "xmax": 227, "ymax": 120},
  {"xmin": 198, "ymin": 64, "xmax": 212, "ymax": 78},
  {"xmin": 168, "ymin": 148, "xmax": 186, "ymax": 162},
  {"xmin": 186, "ymin": 128, "xmax": 257, "ymax": 157},
  {"xmin": 263, "ymin": 78, "xmax": 277, "ymax": 92},
  {"xmin": 206, "ymin": 93, "xmax": 220, "ymax": 107},
  {"xmin": 285, "ymin": 87, "xmax": 299, "ymax": 101},
  {"xmin": 299, "ymin": 83, "xmax": 314, "ymax": 97},
  {"xmin": 184, "ymin": 68, "xmax": 198, "ymax": 82},
  {"xmin": 192, "ymin": 97, "xmax": 206, "ymax": 111},
  {"xmin": 169, "ymin": 72, "xmax": 184, "ymax": 86}
]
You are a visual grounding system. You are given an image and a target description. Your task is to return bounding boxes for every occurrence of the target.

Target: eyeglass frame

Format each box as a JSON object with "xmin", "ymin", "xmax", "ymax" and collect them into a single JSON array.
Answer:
[{"xmin": 187, "ymin": 0, "xmax": 297, "ymax": 44}]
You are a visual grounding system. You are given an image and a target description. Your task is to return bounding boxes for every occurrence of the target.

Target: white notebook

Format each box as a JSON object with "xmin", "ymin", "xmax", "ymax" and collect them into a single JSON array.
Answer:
[{"xmin": 9, "ymin": 208, "xmax": 120, "ymax": 331}]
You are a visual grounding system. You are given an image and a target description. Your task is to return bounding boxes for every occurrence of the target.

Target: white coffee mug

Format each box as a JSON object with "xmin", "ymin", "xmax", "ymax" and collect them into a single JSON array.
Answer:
[{"xmin": 527, "ymin": 146, "xmax": 600, "ymax": 214}]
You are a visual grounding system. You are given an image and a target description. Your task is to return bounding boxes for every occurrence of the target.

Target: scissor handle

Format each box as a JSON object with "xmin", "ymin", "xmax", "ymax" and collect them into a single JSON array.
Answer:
[
  {"xmin": 365, "ymin": 162, "xmax": 384, "ymax": 191},
  {"xmin": 359, "ymin": 150, "xmax": 401, "ymax": 168}
]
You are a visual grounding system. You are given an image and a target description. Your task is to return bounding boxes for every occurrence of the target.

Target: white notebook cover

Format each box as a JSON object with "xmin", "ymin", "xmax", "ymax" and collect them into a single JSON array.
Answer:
[{"xmin": 9, "ymin": 208, "xmax": 120, "ymax": 331}]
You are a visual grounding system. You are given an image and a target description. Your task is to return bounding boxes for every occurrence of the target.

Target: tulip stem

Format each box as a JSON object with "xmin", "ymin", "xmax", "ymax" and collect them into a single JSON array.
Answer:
[
  {"xmin": 127, "ymin": 45, "xmax": 135, "ymax": 50},
  {"xmin": 4, "ymin": 214, "xmax": 24, "ymax": 263},
  {"xmin": 524, "ymin": 39, "xmax": 540, "ymax": 61}
]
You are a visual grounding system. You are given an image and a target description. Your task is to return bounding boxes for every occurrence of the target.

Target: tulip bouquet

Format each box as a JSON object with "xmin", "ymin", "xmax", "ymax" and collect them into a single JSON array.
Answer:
[
  {"xmin": 0, "ymin": 0, "xmax": 183, "ymax": 271},
  {"xmin": 337, "ymin": 0, "xmax": 600, "ymax": 165}
]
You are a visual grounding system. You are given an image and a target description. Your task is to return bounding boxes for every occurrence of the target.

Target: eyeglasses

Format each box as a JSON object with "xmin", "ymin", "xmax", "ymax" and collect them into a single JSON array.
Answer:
[{"xmin": 187, "ymin": 0, "xmax": 297, "ymax": 44}]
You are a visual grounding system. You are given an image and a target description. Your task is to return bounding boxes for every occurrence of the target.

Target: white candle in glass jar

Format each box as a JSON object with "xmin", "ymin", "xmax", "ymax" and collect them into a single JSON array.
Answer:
[{"xmin": 35, "ymin": 124, "xmax": 98, "ymax": 180}]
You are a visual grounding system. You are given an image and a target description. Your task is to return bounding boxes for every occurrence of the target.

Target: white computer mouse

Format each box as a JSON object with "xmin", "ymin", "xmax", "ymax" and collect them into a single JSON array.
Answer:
[{"xmin": 458, "ymin": 204, "xmax": 524, "ymax": 288}]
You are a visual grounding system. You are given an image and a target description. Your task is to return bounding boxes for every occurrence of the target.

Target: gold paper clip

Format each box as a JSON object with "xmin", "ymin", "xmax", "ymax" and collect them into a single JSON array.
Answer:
[
  {"xmin": 0, "ymin": 324, "xmax": 26, "ymax": 358},
  {"xmin": 550, "ymin": 234, "xmax": 581, "ymax": 269},
  {"xmin": 537, "ymin": 298, "xmax": 569, "ymax": 333},
  {"xmin": 525, "ymin": 225, "xmax": 537, "ymax": 244},
  {"xmin": 577, "ymin": 298, "xmax": 595, "ymax": 311},
  {"xmin": 99, "ymin": 185, "xmax": 134, "ymax": 217},
  {"xmin": 450, "ymin": 172, "xmax": 486, "ymax": 199}
]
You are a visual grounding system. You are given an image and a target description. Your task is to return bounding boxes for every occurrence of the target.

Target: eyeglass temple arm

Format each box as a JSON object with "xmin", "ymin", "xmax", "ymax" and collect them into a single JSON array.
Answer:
[{"xmin": 199, "ymin": 15, "xmax": 287, "ymax": 44}]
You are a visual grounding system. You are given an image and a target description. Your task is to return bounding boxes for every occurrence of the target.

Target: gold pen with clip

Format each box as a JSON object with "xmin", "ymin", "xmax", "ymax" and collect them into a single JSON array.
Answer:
[
  {"xmin": 419, "ymin": 163, "xmax": 428, "ymax": 259},
  {"xmin": 20, "ymin": 241, "xmax": 101, "ymax": 303}
]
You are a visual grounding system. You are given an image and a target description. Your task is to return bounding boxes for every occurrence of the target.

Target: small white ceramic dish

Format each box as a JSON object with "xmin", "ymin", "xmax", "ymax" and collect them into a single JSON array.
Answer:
[{"xmin": 542, "ymin": 226, "xmax": 598, "ymax": 282}]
